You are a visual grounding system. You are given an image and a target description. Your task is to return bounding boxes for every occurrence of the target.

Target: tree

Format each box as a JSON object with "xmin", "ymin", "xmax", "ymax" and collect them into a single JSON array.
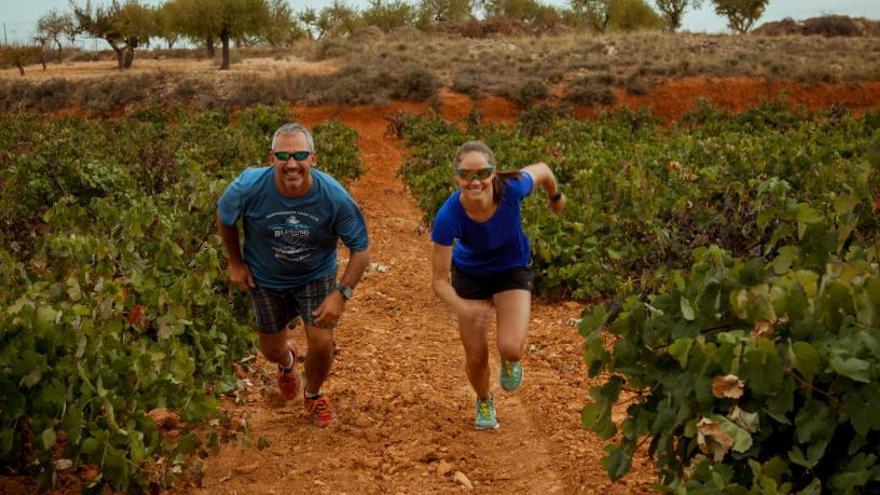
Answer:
[
  {"xmin": 315, "ymin": 1, "xmax": 363, "ymax": 39},
  {"xmin": 35, "ymin": 10, "xmax": 76, "ymax": 61},
  {"xmin": 155, "ymin": 1, "xmax": 182, "ymax": 49},
  {"xmin": 216, "ymin": 0, "xmax": 270, "ymax": 69},
  {"xmin": 655, "ymin": 0, "xmax": 701, "ymax": 31},
  {"xmin": 362, "ymin": 0, "xmax": 417, "ymax": 32},
  {"xmin": 480, "ymin": 0, "xmax": 560, "ymax": 23},
  {"xmin": 298, "ymin": 8, "xmax": 319, "ymax": 40},
  {"xmin": 265, "ymin": 0, "xmax": 306, "ymax": 47},
  {"xmin": 570, "ymin": 0, "xmax": 611, "ymax": 31},
  {"xmin": 0, "ymin": 44, "xmax": 45, "ymax": 76},
  {"xmin": 416, "ymin": 0, "xmax": 473, "ymax": 26},
  {"xmin": 170, "ymin": 0, "xmax": 218, "ymax": 57},
  {"xmin": 71, "ymin": 0, "xmax": 155, "ymax": 69},
  {"xmin": 712, "ymin": 0, "xmax": 768, "ymax": 33},
  {"xmin": 607, "ymin": 0, "xmax": 664, "ymax": 30}
]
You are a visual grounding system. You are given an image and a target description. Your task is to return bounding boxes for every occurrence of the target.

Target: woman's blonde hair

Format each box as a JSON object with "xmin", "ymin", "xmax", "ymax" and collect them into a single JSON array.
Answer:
[{"xmin": 453, "ymin": 140, "xmax": 521, "ymax": 204}]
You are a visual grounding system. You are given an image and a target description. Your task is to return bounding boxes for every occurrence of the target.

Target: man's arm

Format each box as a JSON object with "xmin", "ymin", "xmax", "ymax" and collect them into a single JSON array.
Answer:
[
  {"xmin": 312, "ymin": 247, "xmax": 370, "ymax": 326},
  {"xmin": 217, "ymin": 212, "xmax": 255, "ymax": 291}
]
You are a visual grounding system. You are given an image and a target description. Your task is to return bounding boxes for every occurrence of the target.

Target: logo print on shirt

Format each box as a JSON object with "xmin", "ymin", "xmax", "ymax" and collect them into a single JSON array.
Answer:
[{"xmin": 286, "ymin": 214, "xmax": 300, "ymax": 225}]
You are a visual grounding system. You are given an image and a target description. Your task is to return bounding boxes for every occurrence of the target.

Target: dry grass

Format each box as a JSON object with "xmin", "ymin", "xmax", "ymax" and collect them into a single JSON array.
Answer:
[{"xmin": 1, "ymin": 31, "xmax": 879, "ymax": 113}]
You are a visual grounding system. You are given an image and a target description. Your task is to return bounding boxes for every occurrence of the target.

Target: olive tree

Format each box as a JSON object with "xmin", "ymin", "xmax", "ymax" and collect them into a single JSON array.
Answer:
[
  {"xmin": 712, "ymin": 0, "xmax": 768, "ymax": 33},
  {"xmin": 72, "ymin": 0, "xmax": 155, "ymax": 69},
  {"xmin": 35, "ymin": 10, "xmax": 76, "ymax": 61},
  {"xmin": 655, "ymin": 0, "xmax": 702, "ymax": 31}
]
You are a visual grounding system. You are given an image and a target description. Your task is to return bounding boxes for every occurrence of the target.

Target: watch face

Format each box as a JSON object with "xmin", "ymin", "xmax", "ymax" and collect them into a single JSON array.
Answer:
[{"xmin": 337, "ymin": 284, "xmax": 352, "ymax": 300}]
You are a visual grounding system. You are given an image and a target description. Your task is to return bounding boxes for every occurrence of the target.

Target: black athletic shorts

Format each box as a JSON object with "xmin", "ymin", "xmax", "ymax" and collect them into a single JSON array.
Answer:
[
  {"xmin": 451, "ymin": 264, "xmax": 534, "ymax": 300},
  {"xmin": 249, "ymin": 273, "xmax": 337, "ymax": 333}
]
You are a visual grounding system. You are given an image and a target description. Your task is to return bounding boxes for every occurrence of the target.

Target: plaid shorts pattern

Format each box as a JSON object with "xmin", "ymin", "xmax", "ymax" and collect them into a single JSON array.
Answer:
[{"xmin": 250, "ymin": 273, "xmax": 337, "ymax": 333}]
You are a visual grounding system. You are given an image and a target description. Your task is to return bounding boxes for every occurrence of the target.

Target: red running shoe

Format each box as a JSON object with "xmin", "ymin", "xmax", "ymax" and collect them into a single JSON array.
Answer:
[
  {"xmin": 276, "ymin": 347, "xmax": 300, "ymax": 400},
  {"xmin": 305, "ymin": 394, "xmax": 337, "ymax": 427}
]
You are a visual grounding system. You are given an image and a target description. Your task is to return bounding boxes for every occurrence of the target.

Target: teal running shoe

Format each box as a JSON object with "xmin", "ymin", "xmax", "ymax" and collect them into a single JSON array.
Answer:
[
  {"xmin": 499, "ymin": 360, "xmax": 523, "ymax": 392},
  {"xmin": 475, "ymin": 397, "xmax": 499, "ymax": 430}
]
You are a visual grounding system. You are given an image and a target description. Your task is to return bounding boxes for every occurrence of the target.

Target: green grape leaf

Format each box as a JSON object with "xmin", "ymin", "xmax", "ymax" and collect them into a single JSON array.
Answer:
[
  {"xmin": 680, "ymin": 296, "xmax": 695, "ymax": 321},
  {"xmin": 829, "ymin": 356, "xmax": 871, "ymax": 383},
  {"xmin": 791, "ymin": 341, "xmax": 820, "ymax": 380}
]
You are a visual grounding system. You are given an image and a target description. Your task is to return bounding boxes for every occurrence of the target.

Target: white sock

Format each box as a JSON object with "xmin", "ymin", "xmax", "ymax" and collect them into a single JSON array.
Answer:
[
  {"xmin": 305, "ymin": 390, "xmax": 322, "ymax": 400},
  {"xmin": 278, "ymin": 350, "xmax": 294, "ymax": 372}
]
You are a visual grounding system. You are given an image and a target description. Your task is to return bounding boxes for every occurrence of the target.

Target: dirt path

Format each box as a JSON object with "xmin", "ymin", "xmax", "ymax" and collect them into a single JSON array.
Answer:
[{"xmin": 186, "ymin": 103, "xmax": 657, "ymax": 493}]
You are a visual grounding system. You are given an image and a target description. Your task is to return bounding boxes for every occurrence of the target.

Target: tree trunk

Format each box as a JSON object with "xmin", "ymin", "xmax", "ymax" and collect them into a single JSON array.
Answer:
[
  {"xmin": 123, "ymin": 46, "xmax": 135, "ymax": 69},
  {"xmin": 206, "ymin": 33, "xmax": 215, "ymax": 57},
  {"xmin": 220, "ymin": 31, "xmax": 231, "ymax": 70},
  {"xmin": 41, "ymin": 54, "xmax": 47, "ymax": 70},
  {"xmin": 107, "ymin": 38, "xmax": 125, "ymax": 69},
  {"xmin": 16, "ymin": 63, "xmax": 25, "ymax": 76},
  {"xmin": 55, "ymin": 40, "xmax": 63, "ymax": 62}
]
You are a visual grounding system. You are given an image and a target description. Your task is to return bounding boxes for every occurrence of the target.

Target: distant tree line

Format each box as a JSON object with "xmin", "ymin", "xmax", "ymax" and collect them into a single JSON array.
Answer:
[{"xmin": 0, "ymin": 0, "xmax": 770, "ymax": 74}]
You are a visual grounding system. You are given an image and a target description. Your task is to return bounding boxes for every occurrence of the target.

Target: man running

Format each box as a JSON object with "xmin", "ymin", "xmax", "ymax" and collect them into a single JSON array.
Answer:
[{"xmin": 218, "ymin": 123, "xmax": 369, "ymax": 427}]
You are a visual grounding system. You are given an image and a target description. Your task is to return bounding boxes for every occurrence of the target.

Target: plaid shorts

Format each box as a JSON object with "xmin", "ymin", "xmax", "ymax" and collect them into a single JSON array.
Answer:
[{"xmin": 250, "ymin": 273, "xmax": 337, "ymax": 333}]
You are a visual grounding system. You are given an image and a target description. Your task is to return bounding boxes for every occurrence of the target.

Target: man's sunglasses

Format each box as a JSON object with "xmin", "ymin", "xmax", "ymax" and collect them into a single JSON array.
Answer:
[
  {"xmin": 455, "ymin": 166, "xmax": 495, "ymax": 181},
  {"xmin": 274, "ymin": 150, "xmax": 312, "ymax": 161}
]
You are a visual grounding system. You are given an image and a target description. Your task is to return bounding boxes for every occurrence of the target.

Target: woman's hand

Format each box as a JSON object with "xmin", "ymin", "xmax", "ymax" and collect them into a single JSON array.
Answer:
[
  {"xmin": 458, "ymin": 300, "xmax": 493, "ymax": 332},
  {"xmin": 549, "ymin": 193, "xmax": 566, "ymax": 214}
]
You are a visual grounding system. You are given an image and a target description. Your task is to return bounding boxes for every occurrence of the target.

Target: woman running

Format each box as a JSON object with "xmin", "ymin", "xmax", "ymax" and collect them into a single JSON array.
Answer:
[{"xmin": 431, "ymin": 140, "xmax": 566, "ymax": 429}]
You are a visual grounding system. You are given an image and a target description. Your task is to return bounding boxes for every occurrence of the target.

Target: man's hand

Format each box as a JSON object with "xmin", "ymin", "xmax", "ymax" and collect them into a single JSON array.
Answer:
[
  {"xmin": 229, "ymin": 263, "xmax": 255, "ymax": 291},
  {"xmin": 313, "ymin": 290, "xmax": 345, "ymax": 327}
]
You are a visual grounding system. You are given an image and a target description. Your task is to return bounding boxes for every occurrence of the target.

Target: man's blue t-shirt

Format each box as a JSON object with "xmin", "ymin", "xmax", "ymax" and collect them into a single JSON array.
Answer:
[
  {"xmin": 217, "ymin": 167, "xmax": 368, "ymax": 289},
  {"xmin": 431, "ymin": 173, "xmax": 534, "ymax": 276}
]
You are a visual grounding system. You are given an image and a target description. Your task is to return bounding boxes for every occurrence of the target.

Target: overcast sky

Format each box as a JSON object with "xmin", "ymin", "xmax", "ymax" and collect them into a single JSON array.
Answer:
[{"xmin": 1, "ymin": 0, "xmax": 878, "ymax": 44}]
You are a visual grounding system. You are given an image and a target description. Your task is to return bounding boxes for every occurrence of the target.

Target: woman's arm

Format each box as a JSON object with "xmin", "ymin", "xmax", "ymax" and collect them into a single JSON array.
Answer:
[
  {"xmin": 521, "ymin": 162, "xmax": 566, "ymax": 213},
  {"xmin": 432, "ymin": 243, "xmax": 467, "ymax": 313}
]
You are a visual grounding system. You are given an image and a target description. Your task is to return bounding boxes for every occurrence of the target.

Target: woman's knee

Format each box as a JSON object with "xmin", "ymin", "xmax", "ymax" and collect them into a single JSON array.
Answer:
[{"xmin": 498, "ymin": 340, "xmax": 523, "ymax": 362}]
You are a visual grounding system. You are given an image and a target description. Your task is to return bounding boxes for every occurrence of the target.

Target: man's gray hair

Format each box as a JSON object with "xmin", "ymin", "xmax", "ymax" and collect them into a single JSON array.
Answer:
[{"xmin": 271, "ymin": 123, "xmax": 315, "ymax": 151}]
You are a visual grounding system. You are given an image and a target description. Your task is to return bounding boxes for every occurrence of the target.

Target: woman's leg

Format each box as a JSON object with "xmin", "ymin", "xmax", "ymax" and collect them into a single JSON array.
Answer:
[
  {"xmin": 493, "ymin": 289, "xmax": 531, "ymax": 363},
  {"xmin": 458, "ymin": 300, "xmax": 493, "ymax": 399}
]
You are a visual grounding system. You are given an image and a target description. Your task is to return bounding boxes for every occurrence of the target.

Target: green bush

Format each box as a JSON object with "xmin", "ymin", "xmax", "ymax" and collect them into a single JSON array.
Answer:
[
  {"xmin": 581, "ymin": 190, "xmax": 880, "ymax": 491},
  {"xmin": 0, "ymin": 105, "xmax": 364, "ymax": 492}
]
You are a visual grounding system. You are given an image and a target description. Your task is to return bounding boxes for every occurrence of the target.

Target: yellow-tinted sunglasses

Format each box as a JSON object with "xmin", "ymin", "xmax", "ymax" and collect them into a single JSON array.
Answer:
[{"xmin": 455, "ymin": 166, "xmax": 495, "ymax": 181}]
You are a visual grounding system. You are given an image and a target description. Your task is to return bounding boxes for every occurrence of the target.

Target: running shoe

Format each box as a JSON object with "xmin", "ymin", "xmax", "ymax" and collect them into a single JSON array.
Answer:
[
  {"xmin": 475, "ymin": 397, "xmax": 499, "ymax": 430},
  {"xmin": 499, "ymin": 359, "xmax": 523, "ymax": 392},
  {"xmin": 305, "ymin": 394, "xmax": 338, "ymax": 427},
  {"xmin": 276, "ymin": 347, "xmax": 300, "ymax": 399}
]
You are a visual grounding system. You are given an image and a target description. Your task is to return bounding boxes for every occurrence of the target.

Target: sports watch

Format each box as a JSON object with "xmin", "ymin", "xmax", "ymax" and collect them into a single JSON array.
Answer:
[{"xmin": 335, "ymin": 283, "xmax": 353, "ymax": 301}]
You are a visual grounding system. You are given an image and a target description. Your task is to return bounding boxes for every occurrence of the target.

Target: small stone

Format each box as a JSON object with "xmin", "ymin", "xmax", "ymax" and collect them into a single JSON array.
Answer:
[
  {"xmin": 234, "ymin": 462, "xmax": 259, "ymax": 475},
  {"xmin": 54, "ymin": 459, "xmax": 73, "ymax": 471},
  {"xmin": 453, "ymin": 471, "xmax": 473, "ymax": 490},
  {"xmin": 436, "ymin": 461, "xmax": 453, "ymax": 477}
]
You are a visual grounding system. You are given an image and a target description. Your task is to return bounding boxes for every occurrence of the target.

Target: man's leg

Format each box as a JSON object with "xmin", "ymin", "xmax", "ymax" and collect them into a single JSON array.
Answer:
[
  {"xmin": 259, "ymin": 326, "xmax": 294, "ymax": 367},
  {"xmin": 303, "ymin": 325, "xmax": 335, "ymax": 396}
]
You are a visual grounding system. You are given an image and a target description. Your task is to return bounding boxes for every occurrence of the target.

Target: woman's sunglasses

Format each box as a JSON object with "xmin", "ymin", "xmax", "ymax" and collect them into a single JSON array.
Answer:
[
  {"xmin": 274, "ymin": 150, "xmax": 312, "ymax": 161},
  {"xmin": 455, "ymin": 166, "xmax": 495, "ymax": 181}
]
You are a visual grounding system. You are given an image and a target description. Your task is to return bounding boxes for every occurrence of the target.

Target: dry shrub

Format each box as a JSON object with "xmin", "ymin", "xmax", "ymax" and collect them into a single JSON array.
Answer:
[
  {"xmin": 513, "ymin": 79, "xmax": 551, "ymax": 105},
  {"xmin": 564, "ymin": 75, "xmax": 617, "ymax": 106},
  {"xmin": 755, "ymin": 15, "xmax": 880, "ymax": 37},
  {"xmin": 315, "ymin": 38, "xmax": 352, "ymax": 60},
  {"xmin": 802, "ymin": 16, "xmax": 865, "ymax": 37},
  {"xmin": 390, "ymin": 66, "xmax": 439, "ymax": 101},
  {"xmin": 0, "ymin": 78, "xmax": 76, "ymax": 112},
  {"xmin": 170, "ymin": 78, "xmax": 221, "ymax": 108},
  {"xmin": 451, "ymin": 71, "xmax": 484, "ymax": 99},
  {"xmin": 77, "ymin": 74, "xmax": 161, "ymax": 115}
]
